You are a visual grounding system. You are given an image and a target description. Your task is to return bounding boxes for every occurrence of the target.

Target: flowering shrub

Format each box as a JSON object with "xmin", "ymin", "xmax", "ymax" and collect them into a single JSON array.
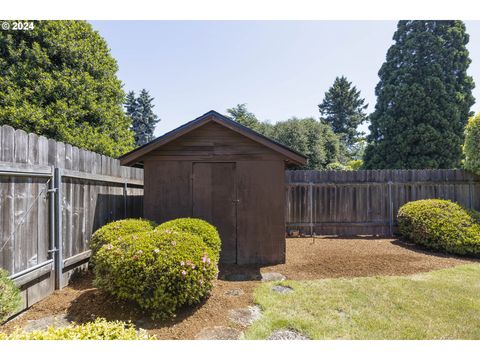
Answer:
[
  {"xmin": 0, "ymin": 318, "xmax": 154, "ymax": 340},
  {"xmin": 89, "ymin": 218, "xmax": 157, "ymax": 257},
  {"xmin": 0, "ymin": 268, "xmax": 21, "ymax": 323},
  {"xmin": 93, "ymin": 229, "xmax": 218, "ymax": 319},
  {"xmin": 397, "ymin": 199, "xmax": 480, "ymax": 256},
  {"xmin": 156, "ymin": 218, "xmax": 221, "ymax": 261}
]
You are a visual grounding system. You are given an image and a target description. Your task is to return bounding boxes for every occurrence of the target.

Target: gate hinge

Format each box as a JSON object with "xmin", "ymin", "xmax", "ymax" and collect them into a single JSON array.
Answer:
[{"xmin": 47, "ymin": 247, "xmax": 58, "ymax": 253}]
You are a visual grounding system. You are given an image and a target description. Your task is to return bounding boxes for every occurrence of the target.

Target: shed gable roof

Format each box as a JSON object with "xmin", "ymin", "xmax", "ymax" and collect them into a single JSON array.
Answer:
[{"xmin": 119, "ymin": 110, "xmax": 307, "ymax": 166}]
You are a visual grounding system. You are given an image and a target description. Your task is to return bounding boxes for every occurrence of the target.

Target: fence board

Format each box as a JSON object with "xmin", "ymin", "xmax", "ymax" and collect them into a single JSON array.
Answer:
[
  {"xmin": 286, "ymin": 169, "xmax": 480, "ymax": 236},
  {"xmin": 0, "ymin": 124, "xmax": 144, "ymax": 314}
]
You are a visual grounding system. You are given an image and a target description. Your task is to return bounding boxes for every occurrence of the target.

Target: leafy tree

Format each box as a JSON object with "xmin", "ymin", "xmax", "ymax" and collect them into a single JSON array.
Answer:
[
  {"xmin": 125, "ymin": 89, "xmax": 160, "ymax": 146},
  {"xmin": 318, "ymin": 76, "xmax": 368, "ymax": 149},
  {"xmin": 270, "ymin": 117, "xmax": 340, "ymax": 170},
  {"xmin": 226, "ymin": 104, "xmax": 267, "ymax": 133},
  {"xmin": 364, "ymin": 20, "xmax": 475, "ymax": 169},
  {"xmin": 463, "ymin": 113, "xmax": 480, "ymax": 175},
  {"xmin": 0, "ymin": 20, "xmax": 134, "ymax": 157}
]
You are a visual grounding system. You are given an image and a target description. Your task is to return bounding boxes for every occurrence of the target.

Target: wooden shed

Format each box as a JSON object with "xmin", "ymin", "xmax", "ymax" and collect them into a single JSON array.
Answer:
[{"xmin": 120, "ymin": 111, "xmax": 307, "ymax": 264}]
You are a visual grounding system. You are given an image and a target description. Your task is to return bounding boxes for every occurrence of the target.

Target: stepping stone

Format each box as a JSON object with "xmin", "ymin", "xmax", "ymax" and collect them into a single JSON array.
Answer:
[
  {"xmin": 23, "ymin": 314, "xmax": 71, "ymax": 332},
  {"xmin": 261, "ymin": 272, "xmax": 286, "ymax": 282},
  {"xmin": 225, "ymin": 288, "xmax": 245, "ymax": 297},
  {"xmin": 195, "ymin": 326, "xmax": 244, "ymax": 340},
  {"xmin": 228, "ymin": 305, "xmax": 261, "ymax": 326},
  {"xmin": 268, "ymin": 329, "xmax": 310, "ymax": 340},
  {"xmin": 271, "ymin": 285, "xmax": 293, "ymax": 294}
]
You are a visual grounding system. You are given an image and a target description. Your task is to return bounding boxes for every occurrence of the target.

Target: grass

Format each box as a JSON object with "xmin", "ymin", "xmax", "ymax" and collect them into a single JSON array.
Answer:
[{"xmin": 246, "ymin": 264, "xmax": 480, "ymax": 339}]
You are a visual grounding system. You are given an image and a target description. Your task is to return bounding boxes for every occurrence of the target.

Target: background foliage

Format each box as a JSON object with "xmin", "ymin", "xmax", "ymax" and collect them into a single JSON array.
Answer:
[
  {"xmin": 463, "ymin": 113, "xmax": 480, "ymax": 175},
  {"xmin": 364, "ymin": 21, "xmax": 475, "ymax": 169},
  {"xmin": 0, "ymin": 20, "xmax": 135, "ymax": 157}
]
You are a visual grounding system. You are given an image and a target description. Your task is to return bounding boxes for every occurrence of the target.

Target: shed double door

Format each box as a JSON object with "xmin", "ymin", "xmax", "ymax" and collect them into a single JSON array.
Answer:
[{"xmin": 192, "ymin": 162, "xmax": 237, "ymax": 263}]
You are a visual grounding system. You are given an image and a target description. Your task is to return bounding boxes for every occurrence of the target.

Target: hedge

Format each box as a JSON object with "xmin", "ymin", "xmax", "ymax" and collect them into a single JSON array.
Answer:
[
  {"xmin": 89, "ymin": 218, "xmax": 157, "ymax": 257},
  {"xmin": 93, "ymin": 229, "xmax": 218, "ymax": 319},
  {"xmin": 397, "ymin": 199, "xmax": 480, "ymax": 256},
  {"xmin": 156, "ymin": 218, "xmax": 221, "ymax": 260},
  {"xmin": 0, "ymin": 268, "xmax": 21, "ymax": 323},
  {"xmin": 0, "ymin": 318, "xmax": 154, "ymax": 340}
]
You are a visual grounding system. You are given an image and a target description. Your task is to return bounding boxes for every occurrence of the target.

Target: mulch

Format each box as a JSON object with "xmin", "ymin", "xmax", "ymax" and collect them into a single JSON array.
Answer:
[{"xmin": 1, "ymin": 237, "xmax": 476, "ymax": 339}]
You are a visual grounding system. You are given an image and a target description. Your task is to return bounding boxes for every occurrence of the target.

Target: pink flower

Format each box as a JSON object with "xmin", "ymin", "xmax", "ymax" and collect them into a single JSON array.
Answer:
[
  {"xmin": 181, "ymin": 270, "xmax": 187, "ymax": 276},
  {"xmin": 191, "ymin": 264, "xmax": 196, "ymax": 269},
  {"xmin": 180, "ymin": 261, "xmax": 185, "ymax": 266},
  {"xmin": 206, "ymin": 258, "xmax": 211, "ymax": 265},
  {"xmin": 201, "ymin": 255, "xmax": 208, "ymax": 263},
  {"xmin": 171, "ymin": 241, "xmax": 177, "ymax": 246},
  {"xmin": 154, "ymin": 249, "xmax": 160, "ymax": 253},
  {"xmin": 186, "ymin": 260, "xmax": 191, "ymax": 266},
  {"xmin": 137, "ymin": 250, "xmax": 143, "ymax": 254},
  {"xmin": 199, "ymin": 279, "xmax": 203, "ymax": 285},
  {"xmin": 105, "ymin": 244, "xmax": 114, "ymax": 250},
  {"xmin": 118, "ymin": 236, "xmax": 122, "ymax": 241},
  {"xmin": 132, "ymin": 255, "xmax": 139, "ymax": 260}
]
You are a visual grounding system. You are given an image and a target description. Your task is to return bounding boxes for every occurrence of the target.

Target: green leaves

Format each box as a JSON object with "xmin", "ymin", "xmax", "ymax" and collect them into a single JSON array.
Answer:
[
  {"xmin": 0, "ymin": 268, "xmax": 21, "ymax": 323},
  {"xmin": 0, "ymin": 20, "xmax": 135, "ymax": 157},
  {"xmin": 92, "ymin": 219, "xmax": 220, "ymax": 319},
  {"xmin": 397, "ymin": 199, "xmax": 480, "ymax": 256},
  {"xmin": 463, "ymin": 113, "xmax": 480, "ymax": 175},
  {"xmin": 364, "ymin": 21, "xmax": 475, "ymax": 169}
]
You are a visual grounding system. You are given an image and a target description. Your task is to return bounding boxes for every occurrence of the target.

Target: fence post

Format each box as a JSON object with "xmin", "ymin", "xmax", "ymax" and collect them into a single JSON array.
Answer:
[
  {"xmin": 123, "ymin": 182, "xmax": 128, "ymax": 218},
  {"xmin": 388, "ymin": 181, "xmax": 393, "ymax": 236},
  {"xmin": 54, "ymin": 167, "xmax": 63, "ymax": 289},
  {"xmin": 309, "ymin": 182, "xmax": 313, "ymax": 237}
]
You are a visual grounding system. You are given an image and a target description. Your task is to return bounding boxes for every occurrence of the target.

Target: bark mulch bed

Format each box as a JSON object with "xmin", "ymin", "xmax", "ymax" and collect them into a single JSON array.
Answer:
[{"xmin": 1, "ymin": 237, "xmax": 476, "ymax": 339}]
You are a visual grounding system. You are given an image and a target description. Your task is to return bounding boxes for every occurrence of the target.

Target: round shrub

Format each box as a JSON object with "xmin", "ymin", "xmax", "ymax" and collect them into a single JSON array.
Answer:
[
  {"xmin": 89, "ymin": 218, "xmax": 157, "ymax": 256},
  {"xmin": 463, "ymin": 113, "xmax": 480, "ymax": 175},
  {"xmin": 0, "ymin": 268, "xmax": 21, "ymax": 323},
  {"xmin": 0, "ymin": 318, "xmax": 154, "ymax": 340},
  {"xmin": 397, "ymin": 199, "xmax": 480, "ymax": 256},
  {"xmin": 156, "ymin": 218, "xmax": 221, "ymax": 261},
  {"xmin": 93, "ymin": 229, "xmax": 218, "ymax": 319}
]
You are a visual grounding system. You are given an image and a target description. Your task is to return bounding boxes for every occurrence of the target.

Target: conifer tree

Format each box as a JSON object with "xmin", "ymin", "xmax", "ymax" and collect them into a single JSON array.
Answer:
[{"xmin": 364, "ymin": 20, "xmax": 475, "ymax": 169}]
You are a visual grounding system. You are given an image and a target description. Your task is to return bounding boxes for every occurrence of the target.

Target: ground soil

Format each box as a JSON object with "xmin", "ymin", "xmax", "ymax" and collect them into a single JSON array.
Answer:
[{"xmin": 1, "ymin": 237, "xmax": 476, "ymax": 339}]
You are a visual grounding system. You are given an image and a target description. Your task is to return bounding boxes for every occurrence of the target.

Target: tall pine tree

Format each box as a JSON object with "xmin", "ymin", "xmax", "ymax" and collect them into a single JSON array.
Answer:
[
  {"xmin": 125, "ymin": 89, "xmax": 160, "ymax": 146},
  {"xmin": 364, "ymin": 21, "xmax": 475, "ymax": 169},
  {"xmin": 318, "ymin": 76, "xmax": 368, "ymax": 149}
]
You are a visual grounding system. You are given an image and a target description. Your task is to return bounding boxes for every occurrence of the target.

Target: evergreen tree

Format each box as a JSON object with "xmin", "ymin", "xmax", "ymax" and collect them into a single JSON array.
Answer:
[
  {"xmin": 318, "ymin": 76, "xmax": 368, "ymax": 149},
  {"xmin": 126, "ymin": 89, "xmax": 160, "ymax": 146},
  {"xmin": 0, "ymin": 21, "xmax": 135, "ymax": 157},
  {"xmin": 364, "ymin": 20, "xmax": 475, "ymax": 169}
]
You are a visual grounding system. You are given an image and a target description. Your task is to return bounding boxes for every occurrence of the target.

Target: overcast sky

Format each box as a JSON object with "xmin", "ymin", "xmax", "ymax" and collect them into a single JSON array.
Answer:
[{"xmin": 90, "ymin": 21, "xmax": 480, "ymax": 136}]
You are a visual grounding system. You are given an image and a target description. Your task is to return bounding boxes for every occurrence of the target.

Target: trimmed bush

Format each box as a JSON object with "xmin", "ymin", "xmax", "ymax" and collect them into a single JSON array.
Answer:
[
  {"xmin": 463, "ymin": 113, "xmax": 480, "ymax": 175},
  {"xmin": 156, "ymin": 218, "xmax": 221, "ymax": 260},
  {"xmin": 0, "ymin": 318, "xmax": 154, "ymax": 340},
  {"xmin": 397, "ymin": 199, "xmax": 480, "ymax": 256},
  {"xmin": 89, "ymin": 218, "xmax": 157, "ymax": 256},
  {"xmin": 93, "ymin": 229, "xmax": 218, "ymax": 319},
  {"xmin": 0, "ymin": 268, "xmax": 21, "ymax": 323}
]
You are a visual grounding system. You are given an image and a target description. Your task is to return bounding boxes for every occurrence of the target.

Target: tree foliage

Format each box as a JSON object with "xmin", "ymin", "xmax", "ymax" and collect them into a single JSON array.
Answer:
[
  {"xmin": 0, "ymin": 20, "xmax": 134, "ymax": 157},
  {"xmin": 125, "ymin": 89, "xmax": 160, "ymax": 146},
  {"xmin": 318, "ymin": 76, "xmax": 368, "ymax": 148},
  {"xmin": 269, "ymin": 117, "xmax": 340, "ymax": 170},
  {"xmin": 364, "ymin": 20, "xmax": 475, "ymax": 169},
  {"xmin": 226, "ymin": 104, "xmax": 340, "ymax": 169},
  {"xmin": 463, "ymin": 113, "xmax": 480, "ymax": 175}
]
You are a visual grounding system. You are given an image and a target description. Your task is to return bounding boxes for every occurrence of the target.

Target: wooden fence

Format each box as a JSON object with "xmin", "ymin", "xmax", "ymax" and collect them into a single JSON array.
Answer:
[
  {"xmin": 0, "ymin": 125, "xmax": 144, "ymax": 314},
  {"xmin": 286, "ymin": 169, "xmax": 480, "ymax": 236}
]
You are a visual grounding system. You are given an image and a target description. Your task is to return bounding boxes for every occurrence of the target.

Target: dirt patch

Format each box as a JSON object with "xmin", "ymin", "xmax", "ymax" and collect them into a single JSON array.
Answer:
[
  {"xmin": 1, "ymin": 237, "xmax": 476, "ymax": 339},
  {"xmin": 263, "ymin": 237, "xmax": 477, "ymax": 280}
]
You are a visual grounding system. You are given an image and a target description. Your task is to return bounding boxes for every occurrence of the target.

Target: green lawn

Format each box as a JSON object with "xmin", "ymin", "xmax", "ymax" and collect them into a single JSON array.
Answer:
[{"xmin": 246, "ymin": 264, "xmax": 480, "ymax": 339}]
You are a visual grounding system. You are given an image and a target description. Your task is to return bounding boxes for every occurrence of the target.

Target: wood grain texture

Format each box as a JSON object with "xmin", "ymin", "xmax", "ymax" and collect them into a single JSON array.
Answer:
[{"xmin": 286, "ymin": 170, "xmax": 480, "ymax": 236}]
